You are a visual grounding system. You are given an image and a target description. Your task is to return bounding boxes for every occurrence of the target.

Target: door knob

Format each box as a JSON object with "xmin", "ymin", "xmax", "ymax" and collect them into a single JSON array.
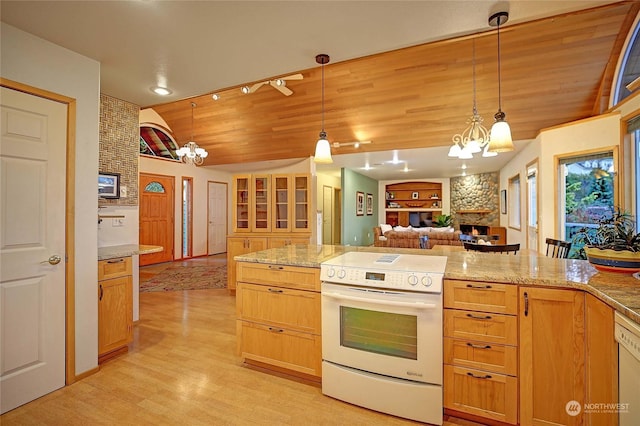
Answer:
[{"xmin": 41, "ymin": 255, "xmax": 62, "ymax": 265}]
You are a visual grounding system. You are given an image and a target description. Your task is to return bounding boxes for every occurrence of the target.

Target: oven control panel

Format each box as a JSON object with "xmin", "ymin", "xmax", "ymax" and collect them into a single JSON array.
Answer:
[{"xmin": 320, "ymin": 266, "xmax": 443, "ymax": 293}]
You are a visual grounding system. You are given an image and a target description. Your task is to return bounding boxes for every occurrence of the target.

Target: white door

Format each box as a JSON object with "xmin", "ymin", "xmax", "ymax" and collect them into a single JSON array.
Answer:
[
  {"xmin": 0, "ymin": 87, "xmax": 67, "ymax": 413},
  {"xmin": 208, "ymin": 181, "xmax": 227, "ymax": 254}
]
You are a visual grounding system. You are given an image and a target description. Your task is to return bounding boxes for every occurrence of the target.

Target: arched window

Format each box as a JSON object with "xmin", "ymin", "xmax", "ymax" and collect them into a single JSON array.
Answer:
[
  {"xmin": 612, "ymin": 17, "xmax": 640, "ymax": 105},
  {"xmin": 140, "ymin": 123, "xmax": 180, "ymax": 160},
  {"xmin": 144, "ymin": 181, "xmax": 166, "ymax": 193}
]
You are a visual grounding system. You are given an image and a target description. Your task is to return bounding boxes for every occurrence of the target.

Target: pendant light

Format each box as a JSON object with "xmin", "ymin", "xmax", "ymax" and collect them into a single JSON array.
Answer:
[
  {"xmin": 314, "ymin": 54, "xmax": 332, "ymax": 164},
  {"xmin": 487, "ymin": 11, "xmax": 514, "ymax": 153},
  {"xmin": 176, "ymin": 102, "xmax": 208, "ymax": 166}
]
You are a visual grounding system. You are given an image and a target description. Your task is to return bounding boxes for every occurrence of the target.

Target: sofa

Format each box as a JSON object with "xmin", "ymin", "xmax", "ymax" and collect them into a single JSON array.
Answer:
[{"xmin": 373, "ymin": 225, "xmax": 463, "ymax": 249}]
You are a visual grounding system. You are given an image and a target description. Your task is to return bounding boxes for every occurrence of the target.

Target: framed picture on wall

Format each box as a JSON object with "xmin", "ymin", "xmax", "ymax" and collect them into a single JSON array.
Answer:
[
  {"xmin": 501, "ymin": 189, "xmax": 507, "ymax": 214},
  {"xmin": 98, "ymin": 172, "xmax": 120, "ymax": 199},
  {"xmin": 356, "ymin": 191, "xmax": 365, "ymax": 216},
  {"xmin": 366, "ymin": 193, "xmax": 373, "ymax": 215}
]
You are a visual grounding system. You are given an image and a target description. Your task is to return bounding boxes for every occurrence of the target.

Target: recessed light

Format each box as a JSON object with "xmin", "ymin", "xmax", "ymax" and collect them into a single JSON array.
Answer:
[
  {"xmin": 212, "ymin": 94, "xmax": 220, "ymax": 100},
  {"xmin": 151, "ymin": 86, "xmax": 172, "ymax": 96}
]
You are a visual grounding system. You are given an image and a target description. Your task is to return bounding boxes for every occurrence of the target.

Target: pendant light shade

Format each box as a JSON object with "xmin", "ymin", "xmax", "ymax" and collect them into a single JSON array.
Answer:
[
  {"xmin": 314, "ymin": 131, "xmax": 333, "ymax": 163},
  {"xmin": 314, "ymin": 54, "xmax": 332, "ymax": 164},
  {"xmin": 176, "ymin": 102, "xmax": 208, "ymax": 165},
  {"xmin": 487, "ymin": 11, "xmax": 514, "ymax": 153}
]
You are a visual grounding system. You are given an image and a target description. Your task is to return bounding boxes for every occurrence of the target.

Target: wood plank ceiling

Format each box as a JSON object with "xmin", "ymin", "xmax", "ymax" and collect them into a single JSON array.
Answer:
[{"xmin": 149, "ymin": 2, "xmax": 639, "ymax": 167}]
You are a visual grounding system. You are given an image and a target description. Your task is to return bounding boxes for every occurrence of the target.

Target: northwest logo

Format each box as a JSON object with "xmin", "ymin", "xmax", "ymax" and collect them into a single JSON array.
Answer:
[{"xmin": 565, "ymin": 400, "xmax": 582, "ymax": 416}]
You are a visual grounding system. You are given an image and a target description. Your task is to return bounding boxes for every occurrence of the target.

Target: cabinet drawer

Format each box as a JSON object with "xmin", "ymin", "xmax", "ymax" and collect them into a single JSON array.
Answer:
[
  {"xmin": 444, "ymin": 337, "xmax": 517, "ymax": 376},
  {"xmin": 237, "ymin": 262, "xmax": 320, "ymax": 291},
  {"xmin": 237, "ymin": 320, "xmax": 321, "ymax": 378},
  {"xmin": 444, "ymin": 365, "xmax": 517, "ymax": 425},
  {"xmin": 444, "ymin": 310, "xmax": 518, "ymax": 345},
  {"xmin": 98, "ymin": 257, "xmax": 132, "ymax": 280},
  {"xmin": 444, "ymin": 280, "xmax": 518, "ymax": 315},
  {"xmin": 237, "ymin": 282, "xmax": 320, "ymax": 334}
]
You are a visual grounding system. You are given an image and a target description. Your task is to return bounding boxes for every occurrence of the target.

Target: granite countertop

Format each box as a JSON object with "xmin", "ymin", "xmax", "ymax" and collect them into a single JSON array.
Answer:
[
  {"xmin": 235, "ymin": 244, "xmax": 640, "ymax": 324},
  {"xmin": 98, "ymin": 244, "xmax": 163, "ymax": 261}
]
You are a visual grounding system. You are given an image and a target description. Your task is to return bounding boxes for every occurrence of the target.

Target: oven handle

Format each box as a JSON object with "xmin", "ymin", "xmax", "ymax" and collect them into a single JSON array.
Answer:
[{"xmin": 322, "ymin": 291, "xmax": 437, "ymax": 309}]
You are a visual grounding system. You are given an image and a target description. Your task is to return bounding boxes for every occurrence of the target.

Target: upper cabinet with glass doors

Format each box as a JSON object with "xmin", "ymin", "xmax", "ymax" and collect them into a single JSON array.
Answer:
[
  {"xmin": 233, "ymin": 174, "xmax": 271, "ymax": 233},
  {"xmin": 271, "ymin": 174, "xmax": 311, "ymax": 233},
  {"xmin": 233, "ymin": 173, "xmax": 310, "ymax": 233}
]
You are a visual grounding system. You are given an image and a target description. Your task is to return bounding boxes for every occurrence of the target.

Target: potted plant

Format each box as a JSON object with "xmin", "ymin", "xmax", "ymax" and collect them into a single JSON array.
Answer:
[
  {"xmin": 573, "ymin": 208, "xmax": 640, "ymax": 274},
  {"xmin": 433, "ymin": 214, "xmax": 452, "ymax": 228}
]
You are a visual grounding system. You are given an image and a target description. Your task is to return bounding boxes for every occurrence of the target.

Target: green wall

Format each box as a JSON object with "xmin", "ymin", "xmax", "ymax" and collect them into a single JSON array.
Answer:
[{"xmin": 341, "ymin": 168, "xmax": 378, "ymax": 246}]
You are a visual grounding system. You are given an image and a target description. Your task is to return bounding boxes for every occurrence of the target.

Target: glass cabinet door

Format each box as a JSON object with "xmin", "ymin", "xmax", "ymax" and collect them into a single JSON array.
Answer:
[
  {"xmin": 272, "ymin": 175, "xmax": 290, "ymax": 231},
  {"xmin": 233, "ymin": 176, "xmax": 250, "ymax": 232},
  {"xmin": 293, "ymin": 174, "xmax": 310, "ymax": 231},
  {"xmin": 252, "ymin": 175, "xmax": 271, "ymax": 231}
]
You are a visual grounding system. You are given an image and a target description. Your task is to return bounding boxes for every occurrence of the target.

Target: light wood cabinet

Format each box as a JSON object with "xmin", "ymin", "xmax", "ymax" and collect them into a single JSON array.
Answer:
[
  {"xmin": 443, "ymin": 279, "xmax": 518, "ymax": 425},
  {"xmin": 232, "ymin": 174, "xmax": 271, "ymax": 233},
  {"xmin": 236, "ymin": 262, "xmax": 321, "ymax": 380},
  {"xmin": 584, "ymin": 293, "xmax": 617, "ymax": 426},
  {"xmin": 226, "ymin": 236, "xmax": 268, "ymax": 293},
  {"xmin": 98, "ymin": 257, "xmax": 133, "ymax": 362},
  {"xmin": 519, "ymin": 287, "xmax": 585, "ymax": 426},
  {"xmin": 272, "ymin": 174, "xmax": 311, "ymax": 233},
  {"xmin": 267, "ymin": 236, "xmax": 311, "ymax": 249}
]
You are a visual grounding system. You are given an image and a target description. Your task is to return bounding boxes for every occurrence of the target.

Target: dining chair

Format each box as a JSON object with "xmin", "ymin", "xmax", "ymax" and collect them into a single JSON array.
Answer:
[
  {"xmin": 545, "ymin": 238, "xmax": 572, "ymax": 258},
  {"xmin": 464, "ymin": 242, "xmax": 520, "ymax": 254}
]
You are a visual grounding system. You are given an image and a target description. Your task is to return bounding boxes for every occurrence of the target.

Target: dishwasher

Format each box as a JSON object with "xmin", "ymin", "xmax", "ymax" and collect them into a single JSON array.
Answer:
[{"xmin": 615, "ymin": 312, "xmax": 640, "ymax": 425}]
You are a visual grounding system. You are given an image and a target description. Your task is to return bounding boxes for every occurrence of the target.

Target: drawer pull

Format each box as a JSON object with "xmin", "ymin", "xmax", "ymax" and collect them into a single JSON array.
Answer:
[
  {"xmin": 268, "ymin": 265, "xmax": 284, "ymax": 270},
  {"xmin": 467, "ymin": 372, "xmax": 492, "ymax": 380},
  {"xmin": 268, "ymin": 327, "xmax": 284, "ymax": 333},
  {"xmin": 268, "ymin": 288, "xmax": 284, "ymax": 294},
  {"xmin": 99, "ymin": 284, "xmax": 103, "ymax": 301},
  {"xmin": 466, "ymin": 313, "xmax": 492, "ymax": 320},
  {"xmin": 466, "ymin": 342, "xmax": 492, "ymax": 349},
  {"xmin": 524, "ymin": 291, "xmax": 529, "ymax": 317},
  {"xmin": 466, "ymin": 284, "xmax": 492, "ymax": 289},
  {"xmin": 107, "ymin": 258, "xmax": 125, "ymax": 263}
]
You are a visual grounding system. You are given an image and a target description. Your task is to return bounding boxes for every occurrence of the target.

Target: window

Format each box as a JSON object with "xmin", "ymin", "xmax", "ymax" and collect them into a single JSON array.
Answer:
[
  {"xmin": 558, "ymin": 151, "xmax": 615, "ymax": 255},
  {"xmin": 612, "ymin": 20, "xmax": 640, "ymax": 105},
  {"xmin": 140, "ymin": 124, "xmax": 180, "ymax": 160},
  {"xmin": 508, "ymin": 174, "xmax": 521, "ymax": 230},
  {"xmin": 182, "ymin": 177, "xmax": 193, "ymax": 258},
  {"xmin": 626, "ymin": 115, "xmax": 640, "ymax": 232}
]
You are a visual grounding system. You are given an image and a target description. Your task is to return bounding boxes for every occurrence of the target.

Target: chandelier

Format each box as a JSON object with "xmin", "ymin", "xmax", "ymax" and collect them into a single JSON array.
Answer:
[
  {"xmin": 176, "ymin": 102, "xmax": 208, "ymax": 165},
  {"xmin": 449, "ymin": 39, "xmax": 496, "ymax": 159}
]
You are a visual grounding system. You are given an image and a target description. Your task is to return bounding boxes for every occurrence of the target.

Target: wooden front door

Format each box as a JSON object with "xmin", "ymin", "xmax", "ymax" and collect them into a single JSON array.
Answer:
[
  {"xmin": 0, "ymin": 87, "xmax": 67, "ymax": 413},
  {"xmin": 139, "ymin": 173, "xmax": 174, "ymax": 266}
]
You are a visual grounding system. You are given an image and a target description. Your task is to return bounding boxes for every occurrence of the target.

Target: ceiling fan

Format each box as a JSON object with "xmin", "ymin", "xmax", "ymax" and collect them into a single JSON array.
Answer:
[{"xmin": 242, "ymin": 73, "xmax": 303, "ymax": 96}]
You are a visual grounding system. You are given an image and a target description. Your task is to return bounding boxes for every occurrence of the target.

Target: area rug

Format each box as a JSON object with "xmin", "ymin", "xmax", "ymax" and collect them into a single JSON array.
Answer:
[{"xmin": 140, "ymin": 264, "xmax": 227, "ymax": 292}]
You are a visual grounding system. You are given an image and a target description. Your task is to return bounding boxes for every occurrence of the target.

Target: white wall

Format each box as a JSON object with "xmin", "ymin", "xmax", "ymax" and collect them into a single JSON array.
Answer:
[
  {"xmin": 499, "ymin": 113, "xmax": 621, "ymax": 249},
  {"xmin": 139, "ymin": 157, "xmax": 233, "ymax": 258},
  {"xmin": 1, "ymin": 23, "xmax": 101, "ymax": 374}
]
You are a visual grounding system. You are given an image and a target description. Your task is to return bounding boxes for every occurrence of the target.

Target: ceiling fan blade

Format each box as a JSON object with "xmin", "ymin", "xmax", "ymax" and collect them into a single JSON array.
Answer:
[
  {"xmin": 250, "ymin": 82, "xmax": 267, "ymax": 93},
  {"xmin": 282, "ymin": 73, "xmax": 303, "ymax": 81},
  {"xmin": 272, "ymin": 82, "xmax": 293, "ymax": 96}
]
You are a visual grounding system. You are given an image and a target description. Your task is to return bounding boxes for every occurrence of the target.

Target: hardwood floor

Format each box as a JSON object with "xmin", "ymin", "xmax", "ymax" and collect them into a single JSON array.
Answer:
[{"xmin": 1, "ymin": 257, "xmax": 484, "ymax": 425}]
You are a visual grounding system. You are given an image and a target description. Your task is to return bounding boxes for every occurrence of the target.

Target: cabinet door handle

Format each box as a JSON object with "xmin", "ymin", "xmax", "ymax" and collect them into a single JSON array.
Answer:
[
  {"xmin": 466, "ymin": 284, "xmax": 492, "ymax": 289},
  {"xmin": 99, "ymin": 284, "xmax": 103, "ymax": 301},
  {"xmin": 466, "ymin": 313, "xmax": 492, "ymax": 320},
  {"xmin": 467, "ymin": 372, "xmax": 492, "ymax": 380},
  {"xmin": 268, "ymin": 327, "xmax": 284, "ymax": 333},
  {"xmin": 466, "ymin": 342, "xmax": 492, "ymax": 349},
  {"xmin": 268, "ymin": 265, "xmax": 284, "ymax": 270},
  {"xmin": 268, "ymin": 288, "xmax": 284, "ymax": 294},
  {"xmin": 524, "ymin": 291, "xmax": 529, "ymax": 317},
  {"xmin": 107, "ymin": 258, "xmax": 124, "ymax": 263}
]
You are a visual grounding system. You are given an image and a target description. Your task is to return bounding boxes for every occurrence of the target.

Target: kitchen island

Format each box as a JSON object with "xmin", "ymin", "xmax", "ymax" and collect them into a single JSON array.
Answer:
[
  {"xmin": 235, "ymin": 244, "xmax": 639, "ymax": 323},
  {"xmin": 236, "ymin": 244, "xmax": 638, "ymax": 425}
]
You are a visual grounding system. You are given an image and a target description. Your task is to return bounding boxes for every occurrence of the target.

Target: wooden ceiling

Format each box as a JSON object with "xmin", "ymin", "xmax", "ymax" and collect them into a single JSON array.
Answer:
[{"xmin": 149, "ymin": 2, "xmax": 639, "ymax": 167}]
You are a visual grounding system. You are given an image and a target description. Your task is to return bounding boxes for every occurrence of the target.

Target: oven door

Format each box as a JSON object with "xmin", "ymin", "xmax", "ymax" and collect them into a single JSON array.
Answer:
[{"xmin": 321, "ymin": 282, "xmax": 442, "ymax": 385}]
